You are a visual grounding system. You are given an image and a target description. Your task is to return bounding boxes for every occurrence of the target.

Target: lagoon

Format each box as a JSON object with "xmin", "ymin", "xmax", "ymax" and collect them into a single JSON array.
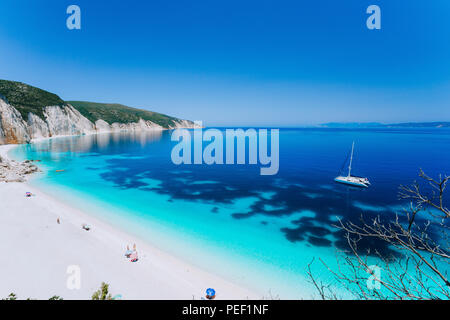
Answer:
[{"xmin": 11, "ymin": 127, "xmax": 450, "ymax": 298}]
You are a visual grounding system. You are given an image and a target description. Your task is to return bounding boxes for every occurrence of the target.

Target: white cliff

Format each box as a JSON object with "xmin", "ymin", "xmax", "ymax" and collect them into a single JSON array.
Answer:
[
  {"xmin": 27, "ymin": 113, "xmax": 50, "ymax": 139},
  {"xmin": 44, "ymin": 105, "xmax": 96, "ymax": 137},
  {"xmin": 0, "ymin": 96, "xmax": 196, "ymax": 145},
  {"xmin": 170, "ymin": 119, "xmax": 202, "ymax": 129},
  {"xmin": 0, "ymin": 96, "xmax": 30, "ymax": 144},
  {"xmin": 94, "ymin": 119, "xmax": 111, "ymax": 133},
  {"xmin": 107, "ymin": 119, "xmax": 164, "ymax": 132}
]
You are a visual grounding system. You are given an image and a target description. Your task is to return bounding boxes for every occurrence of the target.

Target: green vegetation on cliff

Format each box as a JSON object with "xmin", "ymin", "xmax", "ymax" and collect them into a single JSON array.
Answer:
[
  {"xmin": 68, "ymin": 101, "xmax": 178, "ymax": 127},
  {"xmin": 0, "ymin": 80, "xmax": 64, "ymax": 121},
  {"xmin": 0, "ymin": 80, "xmax": 186, "ymax": 128}
]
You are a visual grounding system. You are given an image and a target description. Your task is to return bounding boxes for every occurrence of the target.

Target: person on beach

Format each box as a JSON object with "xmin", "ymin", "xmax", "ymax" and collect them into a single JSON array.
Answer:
[
  {"xmin": 125, "ymin": 244, "xmax": 138, "ymax": 262},
  {"xmin": 130, "ymin": 251, "xmax": 139, "ymax": 262},
  {"xmin": 125, "ymin": 245, "xmax": 133, "ymax": 258}
]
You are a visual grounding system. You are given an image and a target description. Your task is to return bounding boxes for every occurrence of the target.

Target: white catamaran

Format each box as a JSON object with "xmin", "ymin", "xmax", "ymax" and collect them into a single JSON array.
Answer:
[{"xmin": 334, "ymin": 142, "xmax": 370, "ymax": 188}]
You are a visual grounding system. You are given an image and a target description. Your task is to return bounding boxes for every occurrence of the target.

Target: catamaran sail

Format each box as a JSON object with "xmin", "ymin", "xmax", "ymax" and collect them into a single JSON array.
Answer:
[{"xmin": 334, "ymin": 142, "xmax": 370, "ymax": 188}]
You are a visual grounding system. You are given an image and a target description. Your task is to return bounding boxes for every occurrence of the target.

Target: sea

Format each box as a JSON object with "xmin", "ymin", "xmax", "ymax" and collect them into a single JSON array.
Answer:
[{"xmin": 10, "ymin": 127, "xmax": 450, "ymax": 298}]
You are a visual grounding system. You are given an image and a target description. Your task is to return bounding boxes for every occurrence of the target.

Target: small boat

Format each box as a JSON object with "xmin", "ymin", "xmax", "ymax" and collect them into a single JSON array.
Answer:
[{"xmin": 334, "ymin": 142, "xmax": 370, "ymax": 188}]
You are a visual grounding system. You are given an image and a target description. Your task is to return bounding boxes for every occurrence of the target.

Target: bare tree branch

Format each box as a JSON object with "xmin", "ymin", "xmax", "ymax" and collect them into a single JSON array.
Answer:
[{"xmin": 308, "ymin": 171, "xmax": 450, "ymax": 300}]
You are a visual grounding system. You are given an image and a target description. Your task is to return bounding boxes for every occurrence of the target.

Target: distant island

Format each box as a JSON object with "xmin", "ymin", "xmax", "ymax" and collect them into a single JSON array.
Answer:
[{"xmin": 321, "ymin": 122, "xmax": 450, "ymax": 128}]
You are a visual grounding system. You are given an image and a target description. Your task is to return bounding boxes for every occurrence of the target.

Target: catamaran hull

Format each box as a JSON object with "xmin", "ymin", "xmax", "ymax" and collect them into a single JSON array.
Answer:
[{"xmin": 334, "ymin": 177, "xmax": 369, "ymax": 188}]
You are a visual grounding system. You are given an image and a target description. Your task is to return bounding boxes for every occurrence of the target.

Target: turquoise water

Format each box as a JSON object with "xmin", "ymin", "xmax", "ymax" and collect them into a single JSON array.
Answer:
[{"xmin": 11, "ymin": 128, "xmax": 450, "ymax": 298}]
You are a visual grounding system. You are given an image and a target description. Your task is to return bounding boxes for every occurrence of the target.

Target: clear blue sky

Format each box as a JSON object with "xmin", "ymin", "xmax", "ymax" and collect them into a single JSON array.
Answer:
[{"xmin": 0, "ymin": 0, "xmax": 449, "ymax": 126}]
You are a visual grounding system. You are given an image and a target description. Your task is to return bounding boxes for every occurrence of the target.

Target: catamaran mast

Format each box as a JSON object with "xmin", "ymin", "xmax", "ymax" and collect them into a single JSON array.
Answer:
[{"xmin": 348, "ymin": 141, "xmax": 354, "ymax": 177}]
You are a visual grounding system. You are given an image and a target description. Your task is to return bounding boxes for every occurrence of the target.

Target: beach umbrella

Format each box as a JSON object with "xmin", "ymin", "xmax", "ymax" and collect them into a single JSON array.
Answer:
[{"xmin": 206, "ymin": 288, "xmax": 216, "ymax": 298}]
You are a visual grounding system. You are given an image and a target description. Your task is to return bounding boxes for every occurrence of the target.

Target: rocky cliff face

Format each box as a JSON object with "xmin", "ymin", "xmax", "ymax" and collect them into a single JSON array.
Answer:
[
  {"xmin": 0, "ymin": 96, "xmax": 31, "ymax": 144},
  {"xmin": 0, "ymin": 96, "xmax": 196, "ymax": 145}
]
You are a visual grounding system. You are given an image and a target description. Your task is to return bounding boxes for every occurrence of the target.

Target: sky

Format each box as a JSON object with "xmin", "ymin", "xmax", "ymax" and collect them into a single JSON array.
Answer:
[{"xmin": 0, "ymin": 0, "xmax": 449, "ymax": 126}]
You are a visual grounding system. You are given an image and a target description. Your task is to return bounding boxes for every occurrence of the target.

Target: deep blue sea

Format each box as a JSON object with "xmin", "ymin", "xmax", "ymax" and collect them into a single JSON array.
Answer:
[{"xmin": 11, "ymin": 128, "xmax": 450, "ymax": 298}]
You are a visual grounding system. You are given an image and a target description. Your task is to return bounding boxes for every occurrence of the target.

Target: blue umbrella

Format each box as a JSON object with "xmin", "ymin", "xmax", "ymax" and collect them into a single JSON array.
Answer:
[{"xmin": 206, "ymin": 288, "xmax": 216, "ymax": 297}]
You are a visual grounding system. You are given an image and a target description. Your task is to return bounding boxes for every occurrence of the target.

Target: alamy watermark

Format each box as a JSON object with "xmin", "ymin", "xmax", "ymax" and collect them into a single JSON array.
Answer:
[
  {"xmin": 66, "ymin": 265, "xmax": 81, "ymax": 290},
  {"xmin": 65, "ymin": 5, "xmax": 380, "ymax": 31},
  {"xmin": 366, "ymin": 5, "xmax": 381, "ymax": 30},
  {"xmin": 366, "ymin": 265, "xmax": 382, "ymax": 290},
  {"xmin": 66, "ymin": 5, "xmax": 81, "ymax": 30},
  {"xmin": 171, "ymin": 122, "xmax": 279, "ymax": 175}
]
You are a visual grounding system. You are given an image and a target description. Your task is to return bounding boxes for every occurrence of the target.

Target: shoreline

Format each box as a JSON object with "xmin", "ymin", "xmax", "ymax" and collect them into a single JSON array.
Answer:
[
  {"xmin": 0, "ymin": 143, "xmax": 260, "ymax": 300},
  {"xmin": 0, "ymin": 143, "xmax": 17, "ymax": 159}
]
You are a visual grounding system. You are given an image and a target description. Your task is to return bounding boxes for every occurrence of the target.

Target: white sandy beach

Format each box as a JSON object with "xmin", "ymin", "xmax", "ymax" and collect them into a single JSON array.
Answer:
[{"xmin": 0, "ymin": 144, "xmax": 259, "ymax": 300}]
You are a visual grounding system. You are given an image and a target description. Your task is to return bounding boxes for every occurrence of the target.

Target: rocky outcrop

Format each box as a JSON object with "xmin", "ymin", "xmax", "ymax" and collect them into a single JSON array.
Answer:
[
  {"xmin": 0, "ymin": 96, "xmax": 197, "ymax": 145},
  {"xmin": 0, "ymin": 157, "xmax": 40, "ymax": 182}
]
